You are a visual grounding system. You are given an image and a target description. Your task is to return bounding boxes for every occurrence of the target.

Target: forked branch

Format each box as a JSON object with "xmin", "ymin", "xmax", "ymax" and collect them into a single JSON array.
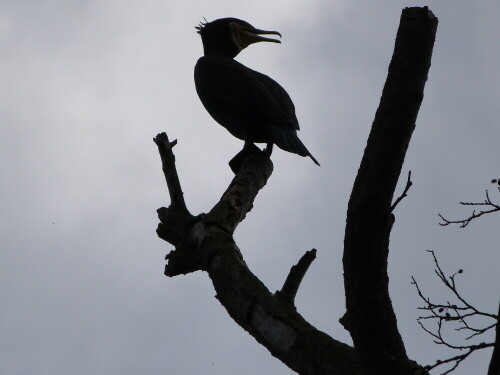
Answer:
[
  {"xmin": 439, "ymin": 181, "xmax": 500, "ymax": 228},
  {"xmin": 412, "ymin": 250, "xmax": 499, "ymax": 374},
  {"xmin": 154, "ymin": 134, "xmax": 361, "ymax": 375}
]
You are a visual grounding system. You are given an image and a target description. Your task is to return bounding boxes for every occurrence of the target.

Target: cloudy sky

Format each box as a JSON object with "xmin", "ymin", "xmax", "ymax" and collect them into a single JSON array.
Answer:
[{"xmin": 1, "ymin": 1, "xmax": 498, "ymax": 374}]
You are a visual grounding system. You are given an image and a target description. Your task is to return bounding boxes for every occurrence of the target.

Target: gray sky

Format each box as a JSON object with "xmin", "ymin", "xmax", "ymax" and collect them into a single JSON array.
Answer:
[{"xmin": 1, "ymin": 1, "xmax": 498, "ymax": 374}]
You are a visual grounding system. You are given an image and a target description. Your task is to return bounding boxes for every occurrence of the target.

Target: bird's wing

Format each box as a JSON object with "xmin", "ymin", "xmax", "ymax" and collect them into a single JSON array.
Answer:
[
  {"xmin": 250, "ymin": 69, "xmax": 300, "ymax": 130},
  {"xmin": 195, "ymin": 56, "xmax": 299, "ymax": 130}
]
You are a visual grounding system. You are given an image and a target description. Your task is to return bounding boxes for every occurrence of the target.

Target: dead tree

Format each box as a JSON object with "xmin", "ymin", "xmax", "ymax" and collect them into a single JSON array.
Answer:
[{"xmin": 155, "ymin": 7, "xmax": 441, "ymax": 375}]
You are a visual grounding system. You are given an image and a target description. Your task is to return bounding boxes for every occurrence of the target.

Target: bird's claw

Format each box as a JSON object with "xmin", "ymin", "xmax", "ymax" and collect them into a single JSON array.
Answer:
[{"xmin": 263, "ymin": 143, "xmax": 273, "ymax": 157}]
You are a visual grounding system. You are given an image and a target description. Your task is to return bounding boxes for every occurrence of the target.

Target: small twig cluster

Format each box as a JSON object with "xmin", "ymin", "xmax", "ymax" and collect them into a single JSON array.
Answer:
[
  {"xmin": 438, "ymin": 180, "xmax": 500, "ymax": 228},
  {"xmin": 412, "ymin": 250, "xmax": 498, "ymax": 374}
]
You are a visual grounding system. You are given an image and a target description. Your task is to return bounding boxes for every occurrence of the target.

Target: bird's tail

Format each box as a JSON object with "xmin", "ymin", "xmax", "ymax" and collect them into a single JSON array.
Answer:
[{"xmin": 270, "ymin": 125, "xmax": 320, "ymax": 166}]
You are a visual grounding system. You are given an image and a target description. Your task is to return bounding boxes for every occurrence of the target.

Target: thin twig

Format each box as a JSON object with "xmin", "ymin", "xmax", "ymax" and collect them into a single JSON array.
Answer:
[
  {"xmin": 424, "ymin": 343, "xmax": 494, "ymax": 375},
  {"xmin": 439, "ymin": 190, "xmax": 500, "ymax": 228},
  {"xmin": 411, "ymin": 250, "xmax": 498, "ymax": 374},
  {"xmin": 391, "ymin": 171, "xmax": 413, "ymax": 212}
]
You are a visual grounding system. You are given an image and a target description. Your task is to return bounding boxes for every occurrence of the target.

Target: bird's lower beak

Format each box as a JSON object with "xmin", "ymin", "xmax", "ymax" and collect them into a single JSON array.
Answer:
[{"xmin": 241, "ymin": 27, "xmax": 282, "ymax": 45}]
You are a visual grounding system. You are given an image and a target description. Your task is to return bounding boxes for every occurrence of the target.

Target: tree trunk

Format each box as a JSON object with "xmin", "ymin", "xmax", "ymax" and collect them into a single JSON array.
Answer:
[{"xmin": 343, "ymin": 7, "xmax": 437, "ymax": 375}]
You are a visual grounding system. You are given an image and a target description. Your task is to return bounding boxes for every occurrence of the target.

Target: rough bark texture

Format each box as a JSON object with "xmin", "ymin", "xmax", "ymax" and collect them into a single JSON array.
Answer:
[
  {"xmin": 155, "ymin": 133, "xmax": 362, "ymax": 375},
  {"xmin": 342, "ymin": 7, "xmax": 438, "ymax": 375},
  {"xmin": 156, "ymin": 6, "xmax": 439, "ymax": 375}
]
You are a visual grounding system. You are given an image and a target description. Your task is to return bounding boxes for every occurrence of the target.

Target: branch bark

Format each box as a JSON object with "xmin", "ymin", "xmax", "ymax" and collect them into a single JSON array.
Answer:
[
  {"xmin": 277, "ymin": 249, "xmax": 317, "ymax": 306},
  {"xmin": 488, "ymin": 302, "xmax": 500, "ymax": 375},
  {"xmin": 155, "ymin": 142, "xmax": 361, "ymax": 374},
  {"xmin": 342, "ymin": 7, "xmax": 438, "ymax": 375}
]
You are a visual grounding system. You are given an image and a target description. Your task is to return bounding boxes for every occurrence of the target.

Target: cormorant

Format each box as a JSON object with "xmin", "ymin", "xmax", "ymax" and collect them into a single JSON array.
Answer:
[{"xmin": 194, "ymin": 17, "xmax": 319, "ymax": 166}]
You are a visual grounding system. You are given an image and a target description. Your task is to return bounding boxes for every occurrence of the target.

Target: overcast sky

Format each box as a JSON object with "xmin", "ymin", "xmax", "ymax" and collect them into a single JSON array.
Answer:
[{"xmin": 1, "ymin": 1, "xmax": 498, "ymax": 374}]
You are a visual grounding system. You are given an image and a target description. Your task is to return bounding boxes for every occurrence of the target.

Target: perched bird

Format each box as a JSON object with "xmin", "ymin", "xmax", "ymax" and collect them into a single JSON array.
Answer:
[{"xmin": 194, "ymin": 17, "xmax": 319, "ymax": 166}]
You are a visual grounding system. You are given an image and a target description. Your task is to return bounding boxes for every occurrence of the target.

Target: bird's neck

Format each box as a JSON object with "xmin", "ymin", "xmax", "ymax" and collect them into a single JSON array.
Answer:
[{"xmin": 203, "ymin": 44, "xmax": 241, "ymax": 59}]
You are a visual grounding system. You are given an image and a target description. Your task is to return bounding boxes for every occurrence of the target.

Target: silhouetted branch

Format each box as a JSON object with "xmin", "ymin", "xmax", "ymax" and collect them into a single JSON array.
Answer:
[
  {"xmin": 155, "ymin": 133, "xmax": 362, "ymax": 375},
  {"xmin": 412, "ymin": 250, "xmax": 498, "ymax": 374},
  {"xmin": 154, "ymin": 133, "xmax": 188, "ymax": 213},
  {"xmin": 420, "ymin": 340, "xmax": 493, "ymax": 375},
  {"xmin": 487, "ymin": 302, "xmax": 500, "ymax": 375},
  {"xmin": 391, "ymin": 171, "xmax": 413, "ymax": 212},
  {"xmin": 439, "ymin": 182, "xmax": 500, "ymax": 228},
  {"xmin": 343, "ymin": 7, "xmax": 437, "ymax": 375},
  {"xmin": 277, "ymin": 249, "xmax": 317, "ymax": 306}
]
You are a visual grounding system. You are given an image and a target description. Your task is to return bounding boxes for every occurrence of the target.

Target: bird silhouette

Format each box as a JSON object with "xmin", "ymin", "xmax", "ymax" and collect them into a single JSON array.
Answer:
[{"xmin": 194, "ymin": 18, "xmax": 319, "ymax": 168}]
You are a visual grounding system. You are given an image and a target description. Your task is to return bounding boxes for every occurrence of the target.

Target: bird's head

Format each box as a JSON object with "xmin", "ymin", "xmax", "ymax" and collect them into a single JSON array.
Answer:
[{"xmin": 196, "ymin": 18, "xmax": 281, "ymax": 58}]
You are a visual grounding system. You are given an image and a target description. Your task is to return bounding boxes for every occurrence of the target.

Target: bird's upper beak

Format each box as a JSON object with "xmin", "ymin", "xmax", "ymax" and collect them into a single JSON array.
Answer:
[{"xmin": 238, "ymin": 26, "xmax": 282, "ymax": 46}]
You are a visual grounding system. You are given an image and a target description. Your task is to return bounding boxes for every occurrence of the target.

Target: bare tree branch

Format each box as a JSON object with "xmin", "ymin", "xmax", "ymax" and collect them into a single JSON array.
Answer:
[
  {"xmin": 439, "ymin": 182, "xmax": 500, "ymax": 228},
  {"xmin": 391, "ymin": 170, "xmax": 413, "ymax": 212},
  {"xmin": 276, "ymin": 249, "xmax": 317, "ymax": 306},
  {"xmin": 412, "ymin": 250, "xmax": 499, "ymax": 374},
  {"xmin": 343, "ymin": 7, "xmax": 437, "ymax": 375},
  {"xmin": 422, "ymin": 341, "xmax": 494, "ymax": 375},
  {"xmin": 153, "ymin": 133, "xmax": 189, "ymax": 213},
  {"xmin": 487, "ymin": 302, "xmax": 500, "ymax": 375},
  {"xmin": 155, "ymin": 134, "xmax": 362, "ymax": 375}
]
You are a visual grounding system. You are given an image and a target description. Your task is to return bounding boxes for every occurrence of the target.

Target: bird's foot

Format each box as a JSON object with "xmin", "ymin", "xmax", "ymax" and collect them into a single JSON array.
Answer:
[
  {"xmin": 263, "ymin": 143, "xmax": 273, "ymax": 157},
  {"xmin": 229, "ymin": 143, "xmax": 263, "ymax": 174}
]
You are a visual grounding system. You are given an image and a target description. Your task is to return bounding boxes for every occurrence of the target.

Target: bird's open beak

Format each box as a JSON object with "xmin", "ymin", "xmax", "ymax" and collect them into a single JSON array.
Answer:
[{"xmin": 240, "ymin": 27, "xmax": 282, "ymax": 46}]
